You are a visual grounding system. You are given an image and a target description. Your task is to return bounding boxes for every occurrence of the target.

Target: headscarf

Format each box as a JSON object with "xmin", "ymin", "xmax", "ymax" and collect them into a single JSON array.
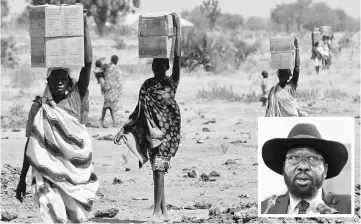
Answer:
[{"xmin": 43, "ymin": 68, "xmax": 72, "ymax": 99}]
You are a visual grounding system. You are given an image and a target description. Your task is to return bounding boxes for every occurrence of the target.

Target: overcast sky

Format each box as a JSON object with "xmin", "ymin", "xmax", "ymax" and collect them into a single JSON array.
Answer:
[{"xmin": 8, "ymin": 0, "xmax": 361, "ymax": 19}]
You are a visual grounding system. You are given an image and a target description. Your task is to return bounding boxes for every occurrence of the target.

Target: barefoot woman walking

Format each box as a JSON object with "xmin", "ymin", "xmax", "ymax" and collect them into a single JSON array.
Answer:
[
  {"xmin": 114, "ymin": 13, "xmax": 181, "ymax": 222},
  {"xmin": 16, "ymin": 10, "xmax": 99, "ymax": 223}
]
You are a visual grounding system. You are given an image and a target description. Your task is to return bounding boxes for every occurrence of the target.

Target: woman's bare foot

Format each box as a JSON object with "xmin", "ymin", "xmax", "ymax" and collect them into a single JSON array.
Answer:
[
  {"xmin": 151, "ymin": 211, "xmax": 163, "ymax": 223},
  {"xmin": 163, "ymin": 212, "xmax": 172, "ymax": 223}
]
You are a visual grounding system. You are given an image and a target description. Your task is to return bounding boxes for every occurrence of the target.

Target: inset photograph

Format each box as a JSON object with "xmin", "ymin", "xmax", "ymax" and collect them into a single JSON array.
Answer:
[{"xmin": 258, "ymin": 117, "xmax": 355, "ymax": 217}]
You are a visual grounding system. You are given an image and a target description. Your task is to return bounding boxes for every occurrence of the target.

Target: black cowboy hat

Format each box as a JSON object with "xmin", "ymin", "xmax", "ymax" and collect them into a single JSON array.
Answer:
[{"xmin": 262, "ymin": 123, "xmax": 348, "ymax": 179}]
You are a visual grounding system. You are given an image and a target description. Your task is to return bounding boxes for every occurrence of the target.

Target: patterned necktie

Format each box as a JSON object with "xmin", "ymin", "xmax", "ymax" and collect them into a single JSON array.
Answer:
[{"xmin": 298, "ymin": 200, "xmax": 309, "ymax": 214}]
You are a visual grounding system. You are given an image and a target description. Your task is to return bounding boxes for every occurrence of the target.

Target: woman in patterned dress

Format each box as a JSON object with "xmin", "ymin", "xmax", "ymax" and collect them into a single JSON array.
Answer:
[
  {"xmin": 99, "ymin": 55, "xmax": 123, "ymax": 127},
  {"xmin": 114, "ymin": 13, "xmax": 181, "ymax": 223}
]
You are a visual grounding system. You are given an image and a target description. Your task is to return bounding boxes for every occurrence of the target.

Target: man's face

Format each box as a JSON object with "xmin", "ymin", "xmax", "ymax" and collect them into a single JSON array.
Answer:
[{"xmin": 283, "ymin": 147, "xmax": 328, "ymax": 199}]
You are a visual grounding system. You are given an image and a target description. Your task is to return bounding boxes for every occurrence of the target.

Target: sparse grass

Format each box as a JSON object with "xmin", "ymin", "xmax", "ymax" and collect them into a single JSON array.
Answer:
[
  {"xmin": 294, "ymin": 87, "xmax": 356, "ymax": 102},
  {"xmin": 9, "ymin": 63, "xmax": 34, "ymax": 88},
  {"xmin": 294, "ymin": 88, "xmax": 320, "ymax": 101},
  {"xmin": 352, "ymin": 94, "xmax": 360, "ymax": 103},
  {"xmin": 9, "ymin": 103, "xmax": 25, "ymax": 117},
  {"xmin": 308, "ymin": 80, "xmax": 324, "ymax": 86},
  {"xmin": 219, "ymin": 142, "xmax": 229, "ymax": 154},
  {"xmin": 119, "ymin": 63, "xmax": 150, "ymax": 76},
  {"xmin": 324, "ymin": 88, "xmax": 349, "ymax": 100},
  {"xmin": 197, "ymin": 82, "xmax": 260, "ymax": 103}
]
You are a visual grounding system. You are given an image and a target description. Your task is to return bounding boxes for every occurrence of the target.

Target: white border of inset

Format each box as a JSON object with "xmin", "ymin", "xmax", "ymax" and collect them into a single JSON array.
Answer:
[{"xmin": 258, "ymin": 117, "xmax": 355, "ymax": 218}]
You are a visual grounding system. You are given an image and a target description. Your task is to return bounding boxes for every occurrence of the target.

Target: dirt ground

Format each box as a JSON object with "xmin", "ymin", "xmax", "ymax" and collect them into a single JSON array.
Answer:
[{"xmin": 1, "ymin": 34, "xmax": 360, "ymax": 223}]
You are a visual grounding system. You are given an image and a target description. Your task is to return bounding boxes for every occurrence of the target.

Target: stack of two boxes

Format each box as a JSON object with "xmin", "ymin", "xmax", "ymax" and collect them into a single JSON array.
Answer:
[
  {"xmin": 138, "ymin": 14, "xmax": 176, "ymax": 59},
  {"xmin": 312, "ymin": 28, "xmax": 322, "ymax": 44},
  {"xmin": 320, "ymin": 26, "xmax": 332, "ymax": 38},
  {"xmin": 29, "ymin": 4, "xmax": 84, "ymax": 68},
  {"xmin": 269, "ymin": 37, "xmax": 295, "ymax": 70}
]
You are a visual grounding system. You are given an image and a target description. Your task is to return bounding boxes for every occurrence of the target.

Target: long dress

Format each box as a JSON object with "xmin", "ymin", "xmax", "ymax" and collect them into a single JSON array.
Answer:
[
  {"xmin": 121, "ymin": 74, "xmax": 181, "ymax": 173},
  {"xmin": 103, "ymin": 64, "xmax": 123, "ymax": 111},
  {"xmin": 266, "ymin": 82, "xmax": 308, "ymax": 117},
  {"xmin": 25, "ymin": 82, "xmax": 99, "ymax": 223}
]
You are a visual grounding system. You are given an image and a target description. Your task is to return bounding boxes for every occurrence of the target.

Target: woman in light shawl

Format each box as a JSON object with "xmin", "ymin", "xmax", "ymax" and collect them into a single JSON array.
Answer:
[
  {"xmin": 114, "ymin": 13, "xmax": 181, "ymax": 223},
  {"xmin": 15, "ymin": 10, "xmax": 99, "ymax": 223},
  {"xmin": 266, "ymin": 38, "xmax": 308, "ymax": 117}
]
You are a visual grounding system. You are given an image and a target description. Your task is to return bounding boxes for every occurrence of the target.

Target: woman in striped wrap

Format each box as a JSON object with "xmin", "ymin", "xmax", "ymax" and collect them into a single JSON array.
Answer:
[
  {"xmin": 266, "ymin": 38, "xmax": 308, "ymax": 117},
  {"xmin": 15, "ymin": 10, "xmax": 99, "ymax": 223},
  {"xmin": 114, "ymin": 13, "xmax": 181, "ymax": 223}
]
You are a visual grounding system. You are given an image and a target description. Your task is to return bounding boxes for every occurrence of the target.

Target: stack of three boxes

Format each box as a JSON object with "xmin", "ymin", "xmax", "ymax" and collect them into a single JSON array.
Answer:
[{"xmin": 29, "ymin": 4, "xmax": 84, "ymax": 68}]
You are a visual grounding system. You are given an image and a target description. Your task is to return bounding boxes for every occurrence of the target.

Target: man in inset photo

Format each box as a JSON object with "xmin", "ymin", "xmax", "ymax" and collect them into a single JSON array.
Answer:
[{"xmin": 260, "ymin": 122, "xmax": 352, "ymax": 215}]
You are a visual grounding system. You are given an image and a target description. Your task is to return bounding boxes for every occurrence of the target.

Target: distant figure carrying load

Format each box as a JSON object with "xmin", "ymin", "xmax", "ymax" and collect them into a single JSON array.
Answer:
[
  {"xmin": 311, "ymin": 28, "xmax": 322, "ymax": 74},
  {"xmin": 319, "ymin": 26, "xmax": 333, "ymax": 70},
  {"xmin": 311, "ymin": 42, "xmax": 323, "ymax": 75},
  {"xmin": 260, "ymin": 71, "xmax": 269, "ymax": 107},
  {"xmin": 266, "ymin": 38, "xmax": 307, "ymax": 117},
  {"xmin": 320, "ymin": 36, "xmax": 333, "ymax": 70}
]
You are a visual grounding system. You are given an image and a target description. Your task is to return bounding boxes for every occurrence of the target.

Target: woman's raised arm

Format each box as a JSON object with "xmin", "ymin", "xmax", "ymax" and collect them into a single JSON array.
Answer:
[
  {"xmin": 291, "ymin": 37, "xmax": 300, "ymax": 86},
  {"xmin": 171, "ymin": 13, "xmax": 181, "ymax": 83},
  {"xmin": 78, "ymin": 10, "xmax": 92, "ymax": 99}
]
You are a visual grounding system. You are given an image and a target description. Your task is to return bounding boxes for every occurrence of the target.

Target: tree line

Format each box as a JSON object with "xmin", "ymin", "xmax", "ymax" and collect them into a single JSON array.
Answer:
[
  {"xmin": 3, "ymin": 0, "xmax": 141, "ymax": 36},
  {"xmin": 182, "ymin": 0, "xmax": 360, "ymax": 33}
]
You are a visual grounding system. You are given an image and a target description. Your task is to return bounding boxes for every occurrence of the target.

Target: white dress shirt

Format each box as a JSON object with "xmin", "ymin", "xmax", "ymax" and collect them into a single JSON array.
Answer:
[{"xmin": 287, "ymin": 188, "xmax": 323, "ymax": 214}]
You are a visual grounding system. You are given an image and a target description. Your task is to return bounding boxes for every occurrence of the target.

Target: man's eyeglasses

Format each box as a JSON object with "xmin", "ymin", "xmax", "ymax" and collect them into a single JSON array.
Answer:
[{"xmin": 285, "ymin": 154, "xmax": 325, "ymax": 166}]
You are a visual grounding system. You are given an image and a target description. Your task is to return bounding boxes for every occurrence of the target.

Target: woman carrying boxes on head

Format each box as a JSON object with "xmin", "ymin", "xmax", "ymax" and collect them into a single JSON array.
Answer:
[
  {"xmin": 319, "ymin": 26, "xmax": 333, "ymax": 70},
  {"xmin": 311, "ymin": 28, "xmax": 323, "ymax": 74},
  {"xmin": 16, "ymin": 6, "xmax": 99, "ymax": 223},
  {"xmin": 266, "ymin": 37, "xmax": 308, "ymax": 117},
  {"xmin": 114, "ymin": 13, "xmax": 181, "ymax": 222}
]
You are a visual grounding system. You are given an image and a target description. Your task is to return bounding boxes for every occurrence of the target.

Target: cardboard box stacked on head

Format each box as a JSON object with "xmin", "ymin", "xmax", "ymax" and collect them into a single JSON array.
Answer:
[
  {"xmin": 269, "ymin": 37, "xmax": 295, "ymax": 70},
  {"xmin": 312, "ymin": 28, "xmax": 322, "ymax": 46},
  {"xmin": 29, "ymin": 4, "xmax": 85, "ymax": 68},
  {"xmin": 138, "ymin": 13, "xmax": 180, "ymax": 58}
]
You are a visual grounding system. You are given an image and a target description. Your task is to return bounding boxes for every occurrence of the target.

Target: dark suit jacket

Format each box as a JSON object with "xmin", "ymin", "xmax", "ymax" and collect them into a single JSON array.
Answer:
[{"xmin": 261, "ymin": 191, "xmax": 351, "ymax": 214}]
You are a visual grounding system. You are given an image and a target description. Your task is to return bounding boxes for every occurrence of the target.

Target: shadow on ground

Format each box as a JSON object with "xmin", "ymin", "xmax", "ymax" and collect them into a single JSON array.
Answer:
[{"xmin": 89, "ymin": 218, "xmax": 147, "ymax": 223}]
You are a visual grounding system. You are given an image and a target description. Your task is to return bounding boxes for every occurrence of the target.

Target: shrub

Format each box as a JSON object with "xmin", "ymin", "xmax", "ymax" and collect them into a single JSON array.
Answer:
[
  {"xmin": 294, "ymin": 88, "xmax": 320, "ymax": 101},
  {"xmin": 181, "ymin": 30, "xmax": 259, "ymax": 73},
  {"xmin": 337, "ymin": 32, "xmax": 354, "ymax": 53},
  {"xmin": 352, "ymin": 94, "xmax": 360, "ymax": 103},
  {"xmin": 10, "ymin": 103, "xmax": 25, "ymax": 117},
  {"xmin": 114, "ymin": 36, "xmax": 126, "ymax": 50},
  {"xmin": 324, "ymin": 88, "xmax": 349, "ymax": 100},
  {"xmin": 197, "ymin": 82, "xmax": 260, "ymax": 103},
  {"xmin": 1, "ymin": 36, "xmax": 19, "ymax": 68},
  {"xmin": 114, "ymin": 25, "xmax": 136, "ymax": 37}
]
